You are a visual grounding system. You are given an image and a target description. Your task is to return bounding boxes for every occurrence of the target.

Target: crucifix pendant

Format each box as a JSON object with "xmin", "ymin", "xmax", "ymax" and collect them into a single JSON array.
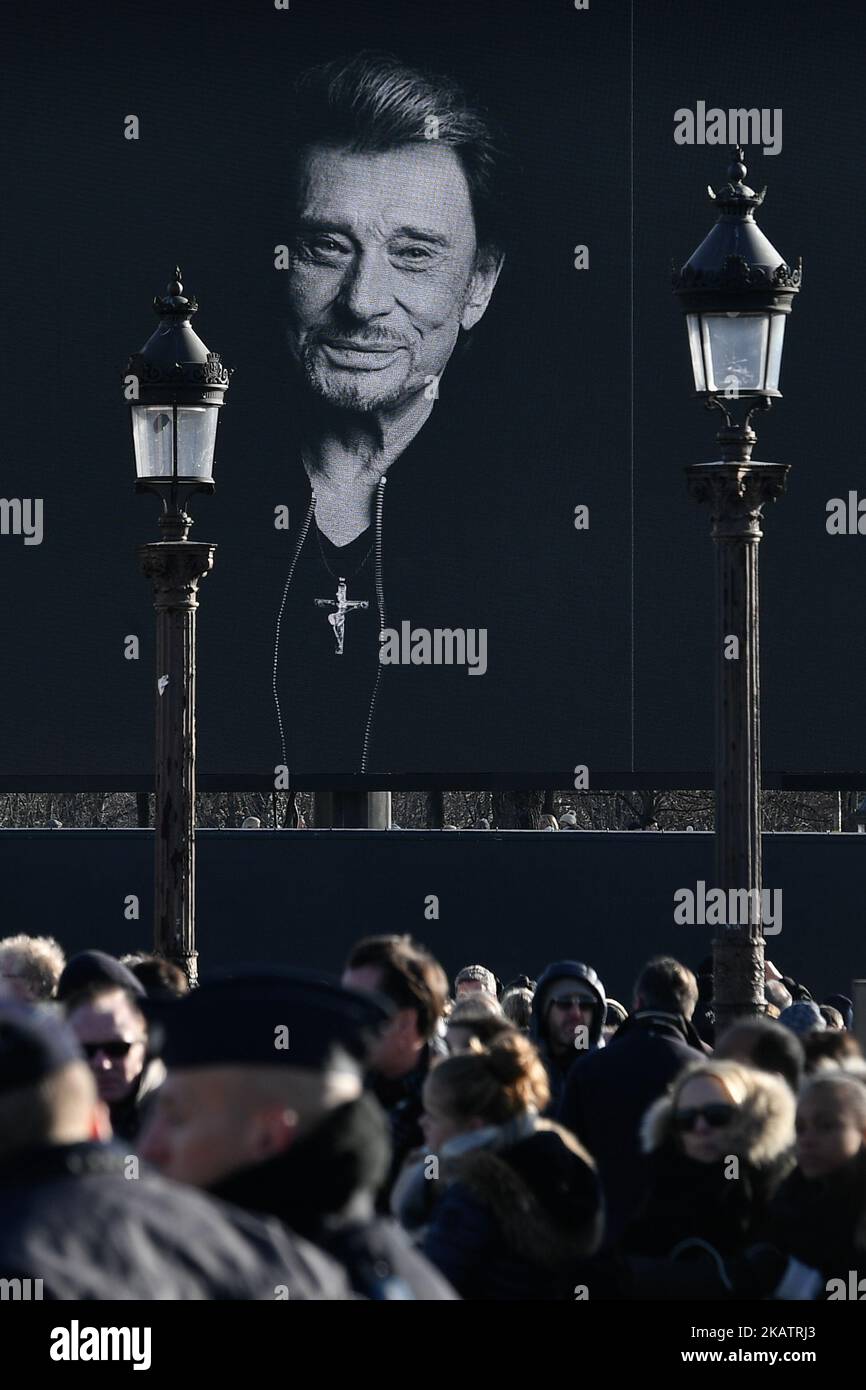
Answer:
[{"xmin": 314, "ymin": 577, "xmax": 369, "ymax": 655}]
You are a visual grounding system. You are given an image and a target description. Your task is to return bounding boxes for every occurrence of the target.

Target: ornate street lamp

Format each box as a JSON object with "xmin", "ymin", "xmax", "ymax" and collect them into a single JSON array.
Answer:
[
  {"xmin": 673, "ymin": 149, "xmax": 801, "ymax": 1032},
  {"xmin": 125, "ymin": 270, "xmax": 231, "ymax": 984},
  {"xmin": 128, "ymin": 269, "xmax": 229, "ymax": 539}
]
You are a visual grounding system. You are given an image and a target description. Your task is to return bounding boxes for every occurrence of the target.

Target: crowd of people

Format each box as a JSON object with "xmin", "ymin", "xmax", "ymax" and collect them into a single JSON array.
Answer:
[{"xmin": 0, "ymin": 931, "xmax": 862, "ymax": 1300}]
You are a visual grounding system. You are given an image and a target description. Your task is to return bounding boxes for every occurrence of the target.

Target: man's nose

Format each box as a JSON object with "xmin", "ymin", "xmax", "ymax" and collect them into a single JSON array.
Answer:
[
  {"xmin": 339, "ymin": 250, "xmax": 394, "ymax": 320},
  {"xmin": 90, "ymin": 1049, "xmax": 115, "ymax": 1070}
]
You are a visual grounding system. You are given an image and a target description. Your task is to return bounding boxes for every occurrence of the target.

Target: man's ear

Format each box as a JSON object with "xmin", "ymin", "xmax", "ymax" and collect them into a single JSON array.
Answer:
[{"xmin": 460, "ymin": 252, "xmax": 505, "ymax": 331}]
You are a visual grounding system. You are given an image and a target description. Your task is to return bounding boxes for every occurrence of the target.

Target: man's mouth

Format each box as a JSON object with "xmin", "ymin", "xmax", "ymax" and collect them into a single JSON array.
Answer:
[{"xmin": 318, "ymin": 339, "xmax": 406, "ymax": 370}]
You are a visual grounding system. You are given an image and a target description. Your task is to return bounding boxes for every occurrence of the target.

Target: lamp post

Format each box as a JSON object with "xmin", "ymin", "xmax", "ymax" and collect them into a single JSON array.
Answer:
[
  {"xmin": 125, "ymin": 270, "xmax": 231, "ymax": 985},
  {"xmin": 673, "ymin": 150, "xmax": 801, "ymax": 1033}
]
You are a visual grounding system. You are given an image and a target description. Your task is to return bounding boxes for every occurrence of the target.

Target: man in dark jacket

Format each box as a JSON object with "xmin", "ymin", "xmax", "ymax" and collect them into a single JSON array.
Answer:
[
  {"xmin": 528, "ymin": 961, "xmax": 606, "ymax": 1114},
  {"xmin": 140, "ymin": 969, "xmax": 456, "ymax": 1299},
  {"xmin": 0, "ymin": 1004, "xmax": 350, "ymax": 1299},
  {"xmin": 558, "ymin": 955, "xmax": 703, "ymax": 1247},
  {"xmin": 342, "ymin": 934, "xmax": 449, "ymax": 1206},
  {"xmin": 257, "ymin": 51, "xmax": 619, "ymax": 781},
  {"xmin": 64, "ymin": 980, "xmax": 163, "ymax": 1144}
]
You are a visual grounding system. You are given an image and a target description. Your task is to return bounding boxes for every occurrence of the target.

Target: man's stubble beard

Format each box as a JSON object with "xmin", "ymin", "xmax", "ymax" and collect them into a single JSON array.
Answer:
[{"xmin": 297, "ymin": 341, "xmax": 419, "ymax": 413}]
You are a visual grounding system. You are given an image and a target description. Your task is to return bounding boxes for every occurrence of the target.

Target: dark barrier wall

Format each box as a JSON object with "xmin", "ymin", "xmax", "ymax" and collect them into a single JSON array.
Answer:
[
  {"xmin": 2, "ymin": 0, "xmax": 866, "ymax": 787},
  {"xmin": 1, "ymin": 830, "xmax": 861, "ymax": 1003}
]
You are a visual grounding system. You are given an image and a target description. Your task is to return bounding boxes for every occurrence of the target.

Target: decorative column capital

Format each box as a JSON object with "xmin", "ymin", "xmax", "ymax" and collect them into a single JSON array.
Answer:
[
  {"xmin": 687, "ymin": 461, "xmax": 790, "ymax": 538},
  {"xmin": 138, "ymin": 541, "xmax": 216, "ymax": 611}
]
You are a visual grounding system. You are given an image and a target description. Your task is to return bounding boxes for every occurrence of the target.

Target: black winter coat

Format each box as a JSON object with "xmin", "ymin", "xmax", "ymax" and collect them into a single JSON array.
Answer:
[
  {"xmin": 210, "ymin": 1094, "xmax": 457, "ymax": 1300},
  {"xmin": 621, "ymin": 1142, "xmax": 785, "ymax": 1260},
  {"xmin": 616, "ymin": 1069, "xmax": 796, "ymax": 1300},
  {"xmin": 763, "ymin": 1147, "xmax": 866, "ymax": 1293},
  {"xmin": 370, "ymin": 1042, "xmax": 440, "ymax": 1208},
  {"xmin": 558, "ymin": 1010, "xmax": 703, "ymax": 1245},
  {"xmin": 412, "ymin": 1120, "xmax": 602, "ymax": 1300},
  {"xmin": 0, "ymin": 1141, "xmax": 351, "ymax": 1300}
]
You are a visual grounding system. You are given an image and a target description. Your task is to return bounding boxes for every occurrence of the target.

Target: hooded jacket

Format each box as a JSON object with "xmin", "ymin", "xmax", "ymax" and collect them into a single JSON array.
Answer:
[
  {"xmin": 529, "ymin": 961, "xmax": 606, "ymax": 1113},
  {"xmin": 621, "ymin": 1067, "xmax": 795, "ymax": 1264},
  {"xmin": 394, "ymin": 1111, "xmax": 602, "ymax": 1300}
]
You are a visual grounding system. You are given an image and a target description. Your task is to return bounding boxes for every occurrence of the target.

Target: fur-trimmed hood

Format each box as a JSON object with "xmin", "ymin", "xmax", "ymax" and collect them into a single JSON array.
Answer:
[
  {"xmin": 443, "ymin": 1119, "xmax": 602, "ymax": 1269},
  {"xmin": 640, "ymin": 1065, "xmax": 795, "ymax": 1169},
  {"xmin": 395, "ymin": 1112, "xmax": 602, "ymax": 1272}
]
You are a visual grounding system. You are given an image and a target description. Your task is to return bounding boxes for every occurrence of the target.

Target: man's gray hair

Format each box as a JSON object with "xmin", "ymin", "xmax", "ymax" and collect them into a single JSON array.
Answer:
[
  {"xmin": 289, "ymin": 50, "xmax": 513, "ymax": 262},
  {"xmin": 0, "ymin": 935, "xmax": 66, "ymax": 1000}
]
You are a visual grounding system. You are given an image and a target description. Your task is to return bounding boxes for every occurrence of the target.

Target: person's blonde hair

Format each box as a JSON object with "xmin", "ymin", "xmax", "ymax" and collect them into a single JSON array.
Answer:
[
  {"xmin": 425, "ymin": 1031, "xmax": 549, "ymax": 1125},
  {"xmin": 671, "ymin": 1059, "xmax": 754, "ymax": 1109},
  {"xmin": 0, "ymin": 935, "xmax": 66, "ymax": 999},
  {"xmin": 643, "ymin": 1057, "xmax": 796, "ymax": 1164}
]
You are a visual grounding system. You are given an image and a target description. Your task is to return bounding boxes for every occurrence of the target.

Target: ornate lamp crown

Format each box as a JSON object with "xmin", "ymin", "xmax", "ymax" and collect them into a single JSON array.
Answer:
[
  {"xmin": 153, "ymin": 268, "xmax": 199, "ymax": 321},
  {"xmin": 708, "ymin": 147, "xmax": 766, "ymax": 214},
  {"xmin": 125, "ymin": 268, "xmax": 231, "ymax": 402},
  {"xmin": 672, "ymin": 148, "xmax": 802, "ymax": 301}
]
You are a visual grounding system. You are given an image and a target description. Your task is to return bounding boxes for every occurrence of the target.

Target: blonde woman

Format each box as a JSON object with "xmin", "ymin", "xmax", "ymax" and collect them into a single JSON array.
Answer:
[
  {"xmin": 622, "ymin": 1060, "xmax": 795, "ymax": 1261},
  {"xmin": 393, "ymin": 1032, "xmax": 601, "ymax": 1299}
]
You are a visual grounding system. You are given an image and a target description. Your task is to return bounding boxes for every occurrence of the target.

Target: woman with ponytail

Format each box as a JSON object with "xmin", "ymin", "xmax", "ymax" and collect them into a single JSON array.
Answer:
[{"xmin": 392, "ymin": 1031, "xmax": 602, "ymax": 1299}]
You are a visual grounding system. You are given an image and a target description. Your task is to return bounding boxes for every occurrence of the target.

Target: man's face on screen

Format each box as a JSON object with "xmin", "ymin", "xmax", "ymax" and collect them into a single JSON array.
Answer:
[{"xmin": 284, "ymin": 142, "xmax": 501, "ymax": 413}]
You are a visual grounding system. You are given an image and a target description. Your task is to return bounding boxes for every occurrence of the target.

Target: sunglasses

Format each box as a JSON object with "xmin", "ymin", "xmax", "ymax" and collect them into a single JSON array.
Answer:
[
  {"xmin": 550, "ymin": 995, "xmax": 595, "ymax": 1010},
  {"xmin": 673, "ymin": 1103, "xmax": 735, "ymax": 1133},
  {"xmin": 82, "ymin": 1040, "xmax": 141, "ymax": 1060}
]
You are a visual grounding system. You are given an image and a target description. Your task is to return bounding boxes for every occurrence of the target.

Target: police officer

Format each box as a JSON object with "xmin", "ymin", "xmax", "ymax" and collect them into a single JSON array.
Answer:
[
  {"xmin": 139, "ymin": 969, "xmax": 457, "ymax": 1300},
  {"xmin": 0, "ymin": 1002, "xmax": 351, "ymax": 1299}
]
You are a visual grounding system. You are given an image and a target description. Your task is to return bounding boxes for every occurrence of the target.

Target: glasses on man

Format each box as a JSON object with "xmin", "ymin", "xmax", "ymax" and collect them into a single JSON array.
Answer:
[
  {"xmin": 550, "ymin": 995, "xmax": 595, "ymax": 1011},
  {"xmin": 673, "ymin": 1103, "xmax": 735, "ymax": 1133},
  {"xmin": 81, "ymin": 1040, "xmax": 141, "ymax": 1060}
]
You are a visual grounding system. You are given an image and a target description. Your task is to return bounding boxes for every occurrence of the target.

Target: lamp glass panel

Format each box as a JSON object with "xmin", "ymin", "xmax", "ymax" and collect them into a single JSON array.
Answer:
[
  {"xmin": 701, "ymin": 312, "xmax": 769, "ymax": 393},
  {"xmin": 176, "ymin": 405, "xmax": 218, "ymax": 481},
  {"xmin": 686, "ymin": 314, "xmax": 707, "ymax": 391},
  {"xmin": 765, "ymin": 314, "xmax": 787, "ymax": 392},
  {"xmin": 132, "ymin": 405, "xmax": 218, "ymax": 481}
]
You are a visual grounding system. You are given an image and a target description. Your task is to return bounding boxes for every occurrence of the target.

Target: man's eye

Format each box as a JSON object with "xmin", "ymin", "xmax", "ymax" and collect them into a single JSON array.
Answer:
[
  {"xmin": 392, "ymin": 246, "xmax": 434, "ymax": 263},
  {"xmin": 297, "ymin": 237, "xmax": 348, "ymax": 261}
]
